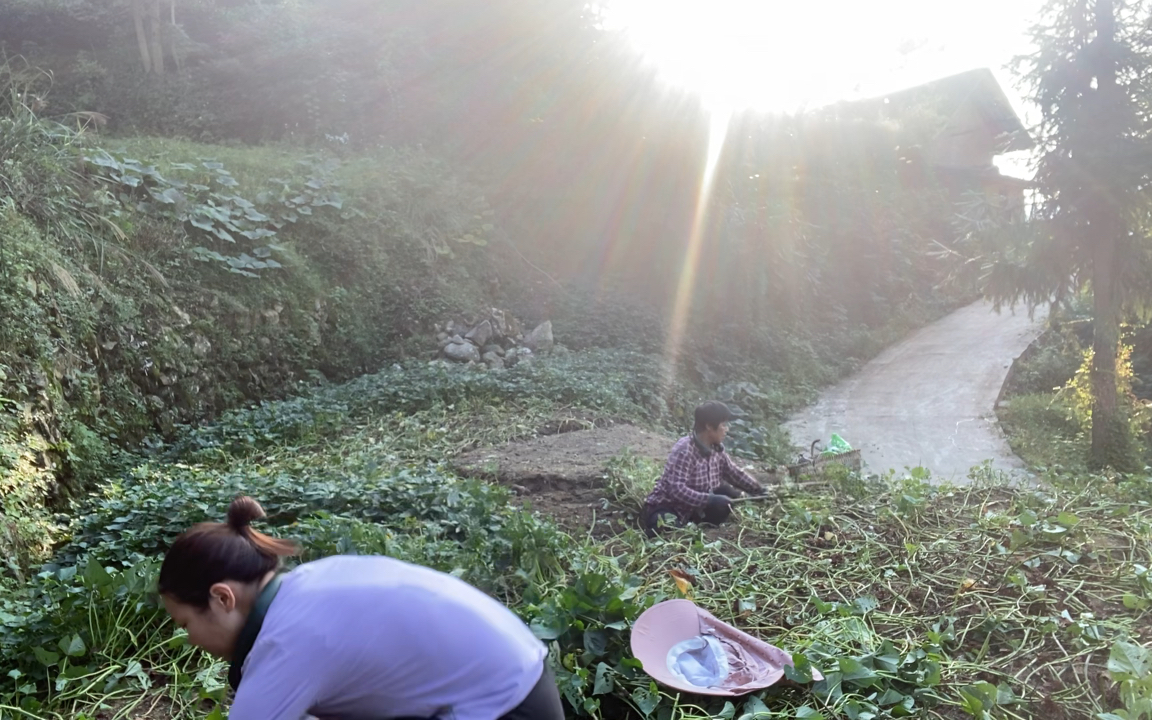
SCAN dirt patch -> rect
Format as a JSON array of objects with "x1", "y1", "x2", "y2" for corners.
[
  {"x1": 90, "y1": 691, "x2": 193, "y2": 720},
  {"x1": 456, "y1": 424, "x2": 674, "y2": 484},
  {"x1": 454, "y1": 424, "x2": 675, "y2": 534}
]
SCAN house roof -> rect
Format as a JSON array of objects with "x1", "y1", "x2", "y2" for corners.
[{"x1": 855, "y1": 68, "x2": 1034, "y2": 154}]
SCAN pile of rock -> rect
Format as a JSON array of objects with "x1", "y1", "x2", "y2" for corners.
[{"x1": 435, "y1": 309, "x2": 554, "y2": 370}]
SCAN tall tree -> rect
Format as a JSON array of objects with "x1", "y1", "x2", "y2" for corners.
[
  {"x1": 147, "y1": 0, "x2": 164, "y2": 74},
  {"x1": 959, "y1": 0, "x2": 1152, "y2": 468},
  {"x1": 130, "y1": 0, "x2": 169, "y2": 74},
  {"x1": 132, "y1": 0, "x2": 152, "y2": 71}
]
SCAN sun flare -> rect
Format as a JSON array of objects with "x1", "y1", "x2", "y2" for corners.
[
  {"x1": 662, "y1": 107, "x2": 731, "y2": 378},
  {"x1": 611, "y1": 0, "x2": 1045, "y2": 378},
  {"x1": 605, "y1": 0, "x2": 1042, "y2": 114}
]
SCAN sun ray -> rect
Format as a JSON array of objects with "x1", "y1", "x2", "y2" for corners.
[{"x1": 663, "y1": 106, "x2": 731, "y2": 381}]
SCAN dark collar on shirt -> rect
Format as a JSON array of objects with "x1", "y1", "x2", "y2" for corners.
[
  {"x1": 692, "y1": 432, "x2": 724, "y2": 457},
  {"x1": 228, "y1": 572, "x2": 284, "y2": 692}
]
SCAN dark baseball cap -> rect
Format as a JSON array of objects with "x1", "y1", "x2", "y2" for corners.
[{"x1": 694, "y1": 401, "x2": 738, "y2": 429}]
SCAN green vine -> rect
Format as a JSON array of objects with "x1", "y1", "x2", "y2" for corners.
[{"x1": 84, "y1": 152, "x2": 350, "y2": 277}]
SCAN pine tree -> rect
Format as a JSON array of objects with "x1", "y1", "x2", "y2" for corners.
[{"x1": 963, "y1": 0, "x2": 1152, "y2": 469}]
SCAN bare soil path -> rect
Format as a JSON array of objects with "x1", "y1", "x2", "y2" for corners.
[{"x1": 784, "y1": 300, "x2": 1047, "y2": 483}]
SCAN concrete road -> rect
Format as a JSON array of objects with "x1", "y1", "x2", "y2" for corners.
[{"x1": 784, "y1": 300, "x2": 1048, "y2": 483}]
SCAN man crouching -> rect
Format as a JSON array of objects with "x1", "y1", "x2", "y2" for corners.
[{"x1": 641, "y1": 401, "x2": 765, "y2": 536}]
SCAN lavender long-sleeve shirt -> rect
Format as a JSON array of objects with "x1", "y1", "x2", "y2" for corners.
[{"x1": 229, "y1": 555, "x2": 547, "y2": 720}]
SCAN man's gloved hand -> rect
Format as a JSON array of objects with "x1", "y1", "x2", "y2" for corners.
[
  {"x1": 705, "y1": 493, "x2": 732, "y2": 513},
  {"x1": 703, "y1": 493, "x2": 736, "y2": 524}
]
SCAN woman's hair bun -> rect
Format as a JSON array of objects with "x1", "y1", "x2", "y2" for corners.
[{"x1": 226, "y1": 496, "x2": 266, "y2": 532}]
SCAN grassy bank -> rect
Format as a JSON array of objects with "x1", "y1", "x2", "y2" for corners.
[
  {"x1": 0, "y1": 108, "x2": 501, "y2": 572},
  {"x1": 997, "y1": 319, "x2": 1152, "y2": 475}
]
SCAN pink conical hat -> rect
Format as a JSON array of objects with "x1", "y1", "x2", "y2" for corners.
[{"x1": 630, "y1": 599, "x2": 821, "y2": 696}]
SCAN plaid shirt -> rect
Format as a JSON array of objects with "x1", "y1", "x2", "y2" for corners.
[{"x1": 643, "y1": 434, "x2": 762, "y2": 519}]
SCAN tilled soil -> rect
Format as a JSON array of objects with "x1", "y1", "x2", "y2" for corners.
[{"x1": 453, "y1": 424, "x2": 676, "y2": 534}]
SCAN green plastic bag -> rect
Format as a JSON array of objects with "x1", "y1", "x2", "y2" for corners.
[{"x1": 822, "y1": 433, "x2": 852, "y2": 456}]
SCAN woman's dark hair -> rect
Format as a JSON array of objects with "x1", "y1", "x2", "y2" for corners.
[{"x1": 158, "y1": 496, "x2": 300, "y2": 608}]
